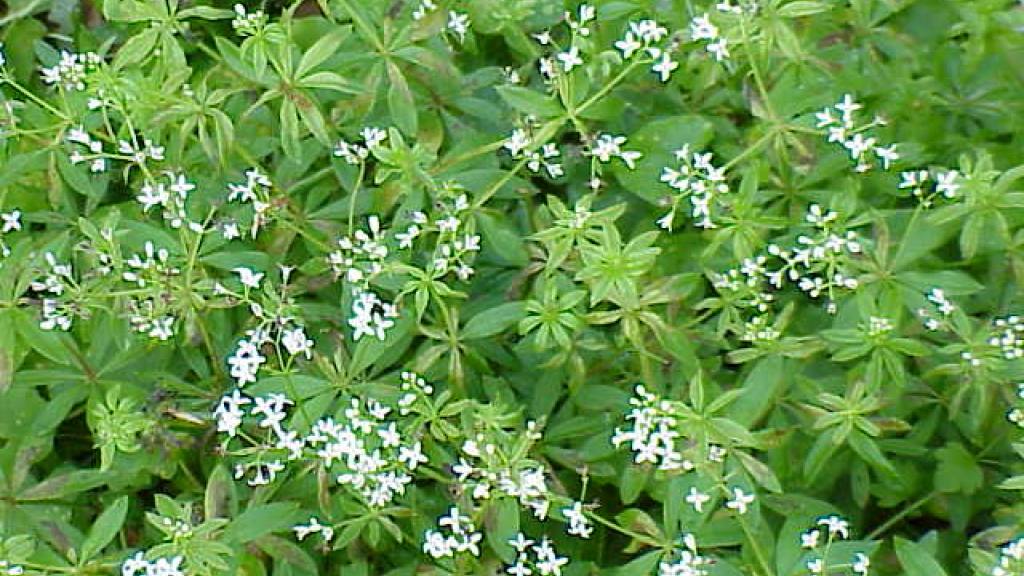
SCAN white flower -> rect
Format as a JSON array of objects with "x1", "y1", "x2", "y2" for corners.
[
  {"x1": 707, "y1": 38, "x2": 730, "y2": 61},
  {"x1": 557, "y1": 47, "x2": 583, "y2": 72},
  {"x1": 801, "y1": 528, "x2": 820, "y2": 549},
  {"x1": 852, "y1": 552, "x2": 870, "y2": 575},
  {"x1": 504, "y1": 129, "x2": 530, "y2": 157},
  {"x1": 935, "y1": 170, "x2": 960, "y2": 198},
  {"x1": 562, "y1": 501, "x2": 593, "y2": 538},
  {"x1": 817, "y1": 515, "x2": 849, "y2": 539},
  {"x1": 1, "y1": 210, "x2": 21, "y2": 233},
  {"x1": 652, "y1": 51, "x2": 678, "y2": 82},
  {"x1": 685, "y1": 487, "x2": 710, "y2": 513},
  {"x1": 615, "y1": 31, "x2": 642, "y2": 59},
  {"x1": 725, "y1": 487, "x2": 754, "y2": 515},
  {"x1": 233, "y1": 267, "x2": 264, "y2": 289},
  {"x1": 835, "y1": 93, "x2": 863, "y2": 124},
  {"x1": 873, "y1": 145, "x2": 899, "y2": 170},
  {"x1": 691, "y1": 14, "x2": 718, "y2": 41},
  {"x1": 447, "y1": 11, "x2": 470, "y2": 42},
  {"x1": 294, "y1": 517, "x2": 334, "y2": 543},
  {"x1": 214, "y1": 389, "x2": 251, "y2": 437},
  {"x1": 282, "y1": 326, "x2": 314, "y2": 359}
]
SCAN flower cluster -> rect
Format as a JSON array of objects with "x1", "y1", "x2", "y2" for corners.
[
  {"x1": 395, "y1": 187, "x2": 482, "y2": 280},
  {"x1": 917, "y1": 288, "x2": 955, "y2": 331},
  {"x1": 689, "y1": 13, "x2": 730, "y2": 62},
  {"x1": 66, "y1": 126, "x2": 112, "y2": 173},
  {"x1": 121, "y1": 552, "x2": 186, "y2": 576},
  {"x1": 218, "y1": 373, "x2": 431, "y2": 506},
  {"x1": 504, "y1": 127, "x2": 564, "y2": 179},
  {"x1": 611, "y1": 385, "x2": 735, "y2": 474},
  {"x1": 505, "y1": 533, "x2": 569, "y2": 576},
  {"x1": 611, "y1": 385, "x2": 686, "y2": 470},
  {"x1": 1008, "y1": 384, "x2": 1024, "y2": 428},
  {"x1": 658, "y1": 534, "x2": 711, "y2": 576},
  {"x1": 0, "y1": 209, "x2": 20, "y2": 259},
  {"x1": 658, "y1": 145, "x2": 730, "y2": 230},
  {"x1": 764, "y1": 204, "x2": 863, "y2": 302},
  {"x1": 800, "y1": 516, "x2": 870, "y2": 575},
  {"x1": 712, "y1": 204, "x2": 864, "y2": 328},
  {"x1": 816, "y1": 94, "x2": 898, "y2": 173},
  {"x1": 30, "y1": 252, "x2": 77, "y2": 331},
  {"x1": 293, "y1": 517, "x2": 334, "y2": 544},
  {"x1": 899, "y1": 169, "x2": 961, "y2": 207},
  {"x1": 137, "y1": 171, "x2": 201, "y2": 232},
  {"x1": 40, "y1": 50, "x2": 101, "y2": 91},
  {"x1": 328, "y1": 215, "x2": 402, "y2": 341},
  {"x1": 231, "y1": 3, "x2": 266, "y2": 36},
  {"x1": 989, "y1": 316, "x2": 1023, "y2": 360},
  {"x1": 333, "y1": 126, "x2": 387, "y2": 164},
  {"x1": 613, "y1": 19, "x2": 679, "y2": 82},
  {"x1": 589, "y1": 133, "x2": 642, "y2": 171},
  {"x1": 561, "y1": 501, "x2": 593, "y2": 538},
  {"x1": 453, "y1": 431, "x2": 553, "y2": 521},
  {"x1": 422, "y1": 506, "x2": 483, "y2": 559},
  {"x1": 993, "y1": 537, "x2": 1024, "y2": 576},
  {"x1": 225, "y1": 167, "x2": 274, "y2": 239},
  {"x1": 219, "y1": 268, "x2": 314, "y2": 385},
  {"x1": 447, "y1": 12, "x2": 471, "y2": 43},
  {"x1": 864, "y1": 316, "x2": 894, "y2": 337},
  {"x1": 306, "y1": 396, "x2": 428, "y2": 506}
]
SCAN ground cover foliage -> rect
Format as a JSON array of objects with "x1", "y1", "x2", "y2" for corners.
[{"x1": 0, "y1": 0, "x2": 1023, "y2": 574}]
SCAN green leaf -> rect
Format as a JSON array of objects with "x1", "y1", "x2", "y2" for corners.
[
  {"x1": 613, "y1": 115, "x2": 714, "y2": 204},
  {"x1": 387, "y1": 62, "x2": 417, "y2": 136},
  {"x1": 0, "y1": 311, "x2": 15, "y2": 392},
  {"x1": 18, "y1": 469, "x2": 107, "y2": 501},
  {"x1": 848, "y1": 430, "x2": 897, "y2": 477},
  {"x1": 476, "y1": 212, "x2": 529, "y2": 265},
  {"x1": 178, "y1": 6, "x2": 234, "y2": 19},
  {"x1": 462, "y1": 302, "x2": 527, "y2": 340},
  {"x1": 998, "y1": 475, "x2": 1024, "y2": 490},
  {"x1": 113, "y1": 29, "x2": 159, "y2": 69},
  {"x1": 777, "y1": 1, "x2": 831, "y2": 17},
  {"x1": 300, "y1": 71, "x2": 362, "y2": 94},
  {"x1": 619, "y1": 465, "x2": 649, "y2": 505},
  {"x1": 204, "y1": 465, "x2": 236, "y2": 520},
  {"x1": 80, "y1": 496, "x2": 129, "y2": 562},
  {"x1": 254, "y1": 535, "x2": 318, "y2": 572},
  {"x1": 895, "y1": 537, "x2": 949, "y2": 576},
  {"x1": 614, "y1": 550, "x2": 662, "y2": 576},
  {"x1": 102, "y1": 0, "x2": 159, "y2": 22},
  {"x1": 223, "y1": 503, "x2": 302, "y2": 544},
  {"x1": 280, "y1": 99, "x2": 302, "y2": 158},
  {"x1": 934, "y1": 442, "x2": 983, "y2": 494},
  {"x1": 728, "y1": 355, "x2": 786, "y2": 426},
  {"x1": 484, "y1": 497, "x2": 520, "y2": 562},
  {"x1": 297, "y1": 28, "x2": 349, "y2": 78},
  {"x1": 734, "y1": 451, "x2": 783, "y2": 493},
  {"x1": 495, "y1": 85, "x2": 563, "y2": 118},
  {"x1": 14, "y1": 308, "x2": 73, "y2": 366}
]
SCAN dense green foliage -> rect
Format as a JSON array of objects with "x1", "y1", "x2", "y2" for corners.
[{"x1": 0, "y1": 0, "x2": 1023, "y2": 575}]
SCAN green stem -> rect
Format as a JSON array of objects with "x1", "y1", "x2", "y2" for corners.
[
  {"x1": 2, "y1": 77, "x2": 70, "y2": 121},
  {"x1": 738, "y1": 515, "x2": 775, "y2": 576},
  {"x1": 739, "y1": 16, "x2": 777, "y2": 122},
  {"x1": 576, "y1": 59, "x2": 645, "y2": 116},
  {"x1": 864, "y1": 490, "x2": 937, "y2": 541}
]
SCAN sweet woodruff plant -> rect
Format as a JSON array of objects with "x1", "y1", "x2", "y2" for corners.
[{"x1": 0, "y1": 0, "x2": 1022, "y2": 575}]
